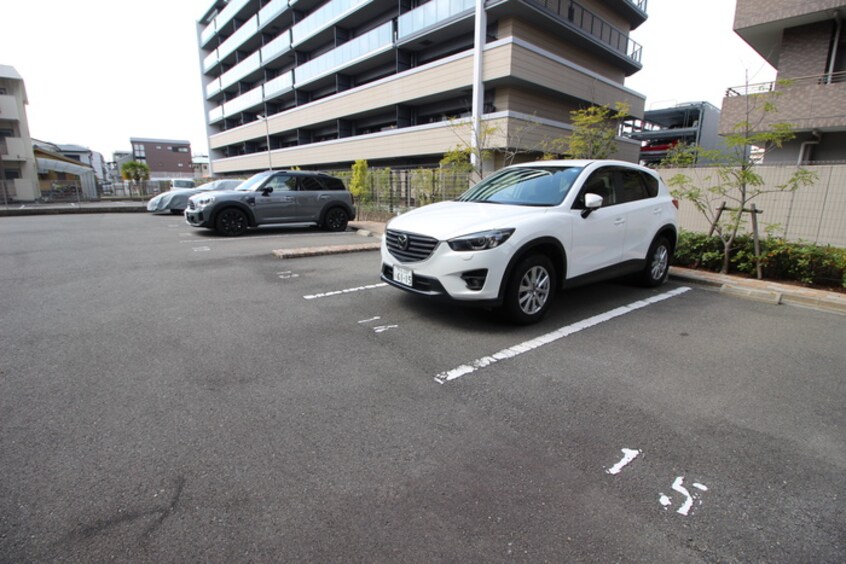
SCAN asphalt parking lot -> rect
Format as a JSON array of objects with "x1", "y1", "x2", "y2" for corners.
[{"x1": 1, "y1": 213, "x2": 844, "y2": 562}]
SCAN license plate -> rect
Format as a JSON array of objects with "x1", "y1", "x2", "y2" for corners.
[{"x1": 393, "y1": 265, "x2": 413, "y2": 287}]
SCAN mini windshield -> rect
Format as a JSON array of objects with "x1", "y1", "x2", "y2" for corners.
[
  {"x1": 456, "y1": 166, "x2": 583, "y2": 206},
  {"x1": 235, "y1": 171, "x2": 274, "y2": 191}
]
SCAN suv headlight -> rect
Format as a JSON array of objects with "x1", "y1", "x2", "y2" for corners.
[
  {"x1": 448, "y1": 229, "x2": 515, "y2": 252},
  {"x1": 194, "y1": 195, "x2": 215, "y2": 209}
]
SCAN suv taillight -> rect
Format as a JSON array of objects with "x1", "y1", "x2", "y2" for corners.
[{"x1": 672, "y1": 198, "x2": 679, "y2": 209}]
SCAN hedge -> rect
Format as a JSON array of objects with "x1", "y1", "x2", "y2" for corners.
[{"x1": 673, "y1": 231, "x2": 846, "y2": 289}]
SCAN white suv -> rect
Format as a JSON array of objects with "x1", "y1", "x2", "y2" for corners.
[{"x1": 380, "y1": 160, "x2": 678, "y2": 324}]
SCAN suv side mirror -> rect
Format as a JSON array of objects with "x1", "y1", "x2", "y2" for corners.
[
  {"x1": 581, "y1": 193, "x2": 603, "y2": 218},
  {"x1": 261, "y1": 186, "x2": 274, "y2": 196}
]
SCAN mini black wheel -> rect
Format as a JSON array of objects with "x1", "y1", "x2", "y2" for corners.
[
  {"x1": 640, "y1": 236, "x2": 671, "y2": 287},
  {"x1": 323, "y1": 207, "x2": 349, "y2": 232},
  {"x1": 215, "y1": 208, "x2": 248, "y2": 236},
  {"x1": 503, "y1": 254, "x2": 555, "y2": 324}
]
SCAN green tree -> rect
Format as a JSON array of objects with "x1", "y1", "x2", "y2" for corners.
[
  {"x1": 350, "y1": 159, "x2": 370, "y2": 201},
  {"x1": 120, "y1": 161, "x2": 151, "y2": 197},
  {"x1": 662, "y1": 81, "x2": 816, "y2": 274},
  {"x1": 564, "y1": 102, "x2": 630, "y2": 159}
]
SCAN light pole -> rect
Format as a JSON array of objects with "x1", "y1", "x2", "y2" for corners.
[{"x1": 257, "y1": 114, "x2": 273, "y2": 171}]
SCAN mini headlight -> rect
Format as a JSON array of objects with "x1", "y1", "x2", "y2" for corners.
[
  {"x1": 195, "y1": 195, "x2": 215, "y2": 209},
  {"x1": 448, "y1": 229, "x2": 515, "y2": 251}
]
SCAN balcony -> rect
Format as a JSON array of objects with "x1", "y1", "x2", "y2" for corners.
[
  {"x1": 525, "y1": 0, "x2": 642, "y2": 64},
  {"x1": 721, "y1": 71, "x2": 846, "y2": 134},
  {"x1": 217, "y1": 14, "x2": 260, "y2": 63},
  {"x1": 0, "y1": 137, "x2": 29, "y2": 161},
  {"x1": 294, "y1": 21, "x2": 393, "y2": 87},
  {"x1": 219, "y1": 51, "x2": 263, "y2": 91},
  {"x1": 291, "y1": 0, "x2": 372, "y2": 47},
  {"x1": 397, "y1": 0, "x2": 475, "y2": 40}
]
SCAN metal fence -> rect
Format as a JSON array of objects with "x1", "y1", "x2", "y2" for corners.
[
  {"x1": 323, "y1": 167, "x2": 473, "y2": 219},
  {"x1": 658, "y1": 164, "x2": 846, "y2": 248}
]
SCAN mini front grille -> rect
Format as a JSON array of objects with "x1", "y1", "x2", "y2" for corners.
[{"x1": 385, "y1": 229, "x2": 439, "y2": 263}]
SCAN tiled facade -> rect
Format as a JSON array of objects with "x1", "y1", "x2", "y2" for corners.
[
  {"x1": 721, "y1": 1, "x2": 846, "y2": 163},
  {"x1": 196, "y1": 0, "x2": 649, "y2": 175}
]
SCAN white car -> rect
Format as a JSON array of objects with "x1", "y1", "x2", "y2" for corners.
[{"x1": 380, "y1": 160, "x2": 679, "y2": 324}]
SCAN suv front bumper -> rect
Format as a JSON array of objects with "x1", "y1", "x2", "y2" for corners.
[{"x1": 380, "y1": 241, "x2": 510, "y2": 303}]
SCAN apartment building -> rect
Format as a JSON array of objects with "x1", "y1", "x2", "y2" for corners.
[
  {"x1": 197, "y1": 0, "x2": 649, "y2": 175},
  {"x1": 129, "y1": 137, "x2": 194, "y2": 179},
  {"x1": 721, "y1": 0, "x2": 846, "y2": 163},
  {"x1": 0, "y1": 65, "x2": 39, "y2": 201}
]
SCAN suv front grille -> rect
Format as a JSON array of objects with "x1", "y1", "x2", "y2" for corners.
[{"x1": 386, "y1": 229, "x2": 439, "y2": 263}]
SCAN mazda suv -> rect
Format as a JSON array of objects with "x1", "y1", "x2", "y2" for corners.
[{"x1": 380, "y1": 160, "x2": 678, "y2": 324}]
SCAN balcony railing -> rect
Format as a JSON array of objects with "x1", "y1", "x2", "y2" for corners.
[
  {"x1": 527, "y1": 0, "x2": 642, "y2": 63},
  {"x1": 398, "y1": 0, "x2": 475, "y2": 40},
  {"x1": 625, "y1": 0, "x2": 647, "y2": 13},
  {"x1": 726, "y1": 71, "x2": 846, "y2": 97},
  {"x1": 291, "y1": 0, "x2": 372, "y2": 46},
  {"x1": 294, "y1": 21, "x2": 393, "y2": 86}
]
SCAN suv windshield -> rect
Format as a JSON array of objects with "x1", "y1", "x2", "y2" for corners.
[
  {"x1": 235, "y1": 171, "x2": 275, "y2": 191},
  {"x1": 457, "y1": 167, "x2": 583, "y2": 206}
]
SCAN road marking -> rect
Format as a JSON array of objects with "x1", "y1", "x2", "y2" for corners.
[
  {"x1": 304, "y1": 283, "x2": 387, "y2": 300},
  {"x1": 358, "y1": 316, "x2": 381, "y2": 324},
  {"x1": 607, "y1": 448, "x2": 642, "y2": 475},
  {"x1": 277, "y1": 271, "x2": 300, "y2": 279},
  {"x1": 660, "y1": 476, "x2": 709, "y2": 516},
  {"x1": 192, "y1": 246, "x2": 211, "y2": 252},
  {"x1": 373, "y1": 325, "x2": 398, "y2": 333},
  {"x1": 434, "y1": 286, "x2": 692, "y2": 384}
]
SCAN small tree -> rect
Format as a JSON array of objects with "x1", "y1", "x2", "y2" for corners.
[
  {"x1": 350, "y1": 159, "x2": 370, "y2": 202},
  {"x1": 662, "y1": 81, "x2": 816, "y2": 274},
  {"x1": 120, "y1": 161, "x2": 151, "y2": 197},
  {"x1": 565, "y1": 102, "x2": 630, "y2": 159}
]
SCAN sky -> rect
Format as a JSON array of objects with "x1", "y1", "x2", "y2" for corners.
[{"x1": 0, "y1": 0, "x2": 776, "y2": 160}]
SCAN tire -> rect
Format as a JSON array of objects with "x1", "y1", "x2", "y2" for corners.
[
  {"x1": 640, "y1": 236, "x2": 671, "y2": 287},
  {"x1": 323, "y1": 207, "x2": 349, "y2": 232},
  {"x1": 215, "y1": 207, "x2": 248, "y2": 237},
  {"x1": 503, "y1": 254, "x2": 556, "y2": 325}
]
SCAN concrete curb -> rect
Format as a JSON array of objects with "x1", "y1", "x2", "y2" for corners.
[
  {"x1": 273, "y1": 241, "x2": 381, "y2": 259},
  {"x1": 0, "y1": 205, "x2": 148, "y2": 216}
]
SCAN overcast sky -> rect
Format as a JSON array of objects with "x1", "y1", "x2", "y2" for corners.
[{"x1": 1, "y1": 0, "x2": 775, "y2": 160}]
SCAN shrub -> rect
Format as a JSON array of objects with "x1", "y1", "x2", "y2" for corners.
[{"x1": 674, "y1": 230, "x2": 846, "y2": 288}]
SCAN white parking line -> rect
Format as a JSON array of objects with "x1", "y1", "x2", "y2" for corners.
[
  {"x1": 304, "y1": 283, "x2": 387, "y2": 300},
  {"x1": 434, "y1": 286, "x2": 692, "y2": 384}
]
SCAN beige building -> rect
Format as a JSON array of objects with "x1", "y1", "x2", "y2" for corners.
[
  {"x1": 197, "y1": 0, "x2": 649, "y2": 175},
  {"x1": 0, "y1": 65, "x2": 39, "y2": 201},
  {"x1": 721, "y1": 0, "x2": 846, "y2": 163}
]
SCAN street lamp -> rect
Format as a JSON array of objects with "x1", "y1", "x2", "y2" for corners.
[{"x1": 257, "y1": 114, "x2": 273, "y2": 171}]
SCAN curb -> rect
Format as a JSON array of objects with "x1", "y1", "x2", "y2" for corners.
[
  {"x1": 0, "y1": 205, "x2": 148, "y2": 216},
  {"x1": 273, "y1": 241, "x2": 381, "y2": 259}
]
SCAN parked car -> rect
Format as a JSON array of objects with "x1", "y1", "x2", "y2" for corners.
[
  {"x1": 147, "y1": 179, "x2": 243, "y2": 214},
  {"x1": 380, "y1": 160, "x2": 679, "y2": 324},
  {"x1": 185, "y1": 170, "x2": 355, "y2": 236}
]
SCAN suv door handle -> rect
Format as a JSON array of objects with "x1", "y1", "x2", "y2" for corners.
[
  {"x1": 318, "y1": 194, "x2": 332, "y2": 200},
  {"x1": 614, "y1": 218, "x2": 626, "y2": 226},
  {"x1": 281, "y1": 196, "x2": 295, "y2": 202}
]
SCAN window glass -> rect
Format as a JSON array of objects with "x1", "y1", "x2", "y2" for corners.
[
  {"x1": 616, "y1": 170, "x2": 649, "y2": 204},
  {"x1": 641, "y1": 172, "x2": 659, "y2": 197},
  {"x1": 299, "y1": 176, "x2": 324, "y2": 191},
  {"x1": 319, "y1": 177, "x2": 345, "y2": 191},
  {"x1": 264, "y1": 174, "x2": 296, "y2": 192},
  {"x1": 574, "y1": 168, "x2": 615, "y2": 208},
  {"x1": 457, "y1": 167, "x2": 583, "y2": 206}
]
